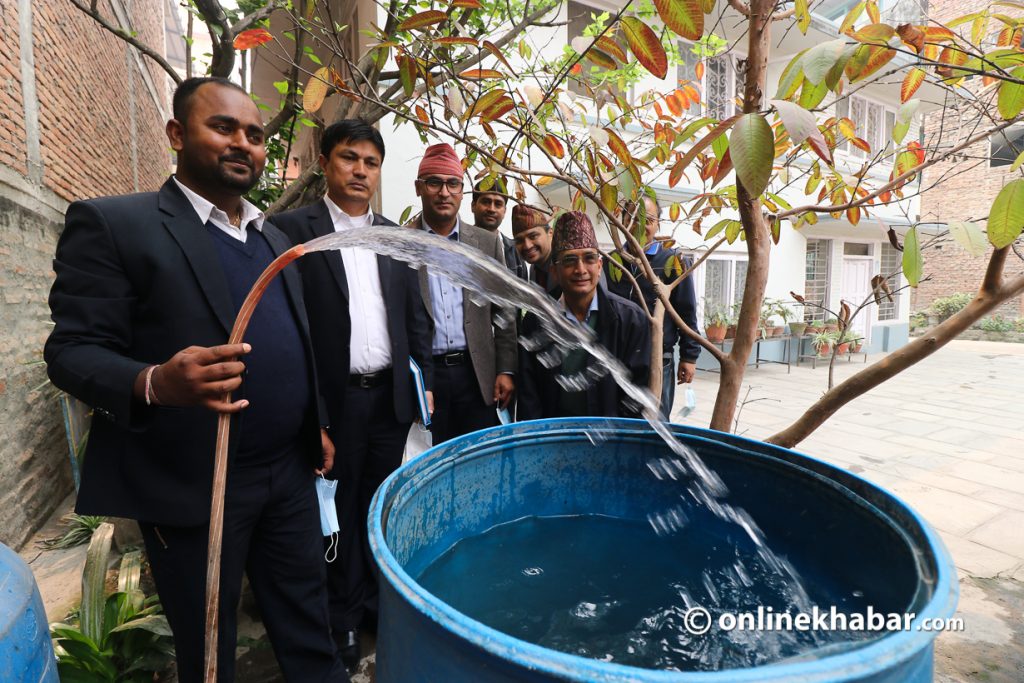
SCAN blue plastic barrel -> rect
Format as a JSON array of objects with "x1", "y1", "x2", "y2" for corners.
[
  {"x1": 369, "y1": 418, "x2": 958, "y2": 682},
  {"x1": 0, "y1": 542, "x2": 57, "y2": 682}
]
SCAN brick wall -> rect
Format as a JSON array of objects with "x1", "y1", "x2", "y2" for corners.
[
  {"x1": 0, "y1": 195, "x2": 71, "y2": 547},
  {"x1": 0, "y1": 0, "x2": 173, "y2": 548},
  {"x1": 0, "y1": 2, "x2": 27, "y2": 176},
  {"x1": 917, "y1": 0, "x2": 1024, "y2": 318}
]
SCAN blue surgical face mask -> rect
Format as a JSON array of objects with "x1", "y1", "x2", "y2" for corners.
[{"x1": 315, "y1": 475, "x2": 340, "y2": 562}]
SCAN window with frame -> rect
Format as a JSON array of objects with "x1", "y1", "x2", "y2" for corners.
[
  {"x1": 835, "y1": 96, "x2": 896, "y2": 158},
  {"x1": 991, "y1": 123, "x2": 1024, "y2": 167},
  {"x1": 804, "y1": 239, "x2": 831, "y2": 322},
  {"x1": 878, "y1": 243, "x2": 903, "y2": 321},
  {"x1": 677, "y1": 42, "x2": 742, "y2": 119},
  {"x1": 702, "y1": 256, "x2": 749, "y2": 320}
]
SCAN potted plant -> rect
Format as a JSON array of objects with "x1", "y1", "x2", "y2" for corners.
[
  {"x1": 704, "y1": 303, "x2": 729, "y2": 343},
  {"x1": 823, "y1": 317, "x2": 839, "y2": 333},
  {"x1": 726, "y1": 303, "x2": 740, "y2": 339},
  {"x1": 849, "y1": 336, "x2": 864, "y2": 353},
  {"x1": 788, "y1": 319, "x2": 808, "y2": 337},
  {"x1": 812, "y1": 330, "x2": 834, "y2": 357}
]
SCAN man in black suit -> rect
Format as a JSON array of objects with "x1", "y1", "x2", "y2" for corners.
[
  {"x1": 469, "y1": 178, "x2": 527, "y2": 281},
  {"x1": 273, "y1": 120, "x2": 434, "y2": 671},
  {"x1": 44, "y1": 78, "x2": 346, "y2": 682}
]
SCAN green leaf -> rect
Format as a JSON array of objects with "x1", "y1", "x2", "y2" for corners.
[
  {"x1": 902, "y1": 226, "x2": 923, "y2": 287},
  {"x1": 776, "y1": 49, "x2": 807, "y2": 100},
  {"x1": 704, "y1": 218, "x2": 731, "y2": 240},
  {"x1": 795, "y1": 0, "x2": 810, "y2": 33},
  {"x1": 653, "y1": 0, "x2": 703, "y2": 40},
  {"x1": 997, "y1": 66, "x2": 1024, "y2": 119},
  {"x1": 947, "y1": 220, "x2": 988, "y2": 257},
  {"x1": 1011, "y1": 149, "x2": 1024, "y2": 172},
  {"x1": 82, "y1": 523, "x2": 114, "y2": 644},
  {"x1": 798, "y1": 78, "x2": 829, "y2": 109},
  {"x1": 802, "y1": 39, "x2": 847, "y2": 84},
  {"x1": 109, "y1": 615, "x2": 174, "y2": 638},
  {"x1": 711, "y1": 129, "x2": 729, "y2": 160},
  {"x1": 399, "y1": 205, "x2": 413, "y2": 224},
  {"x1": 892, "y1": 98, "x2": 919, "y2": 144},
  {"x1": 730, "y1": 114, "x2": 774, "y2": 197},
  {"x1": 620, "y1": 17, "x2": 668, "y2": 79},
  {"x1": 608, "y1": 251, "x2": 624, "y2": 283},
  {"x1": 725, "y1": 219, "x2": 743, "y2": 243},
  {"x1": 987, "y1": 178, "x2": 1024, "y2": 248}
]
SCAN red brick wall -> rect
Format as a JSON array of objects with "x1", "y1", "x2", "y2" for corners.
[
  {"x1": 0, "y1": 1, "x2": 174, "y2": 548},
  {"x1": 0, "y1": 2, "x2": 28, "y2": 176},
  {"x1": 31, "y1": 1, "x2": 170, "y2": 199},
  {"x1": 917, "y1": 0, "x2": 1024, "y2": 318}
]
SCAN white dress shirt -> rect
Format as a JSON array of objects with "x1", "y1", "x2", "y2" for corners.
[
  {"x1": 173, "y1": 176, "x2": 265, "y2": 241},
  {"x1": 324, "y1": 197, "x2": 393, "y2": 374}
]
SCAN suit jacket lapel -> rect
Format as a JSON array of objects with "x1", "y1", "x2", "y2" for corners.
[
  {"x1": 261, "y1": 224, "x2": 310, "y2": 337},
  {"x1": 412, "y1": 219, "x2": 435, "y2": 319},
  {"x1": 311, "y1": 201, "x2": 349, "y2": 302},
  {"x1": 159, "y1": 181, "x2": 235, "y2": 335},
  {"x1": 459, "y1": 224, "x2": 478, "y2": 319},
  {"x1": 370, "y1": 214, "x2": 393, "y2": 306}
]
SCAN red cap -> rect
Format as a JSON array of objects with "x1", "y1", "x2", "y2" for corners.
[{"x1": 418, "y1": 143, "x2": 464, "y2": 178}]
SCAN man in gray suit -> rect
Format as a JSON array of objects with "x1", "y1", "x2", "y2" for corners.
[{"x1": 412, "y1": 143, "x2": 517, "y2": 444}]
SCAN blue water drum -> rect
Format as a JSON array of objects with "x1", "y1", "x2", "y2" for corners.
[
  {"x1": 0, "y1": 542, "x2": 57, "y2": 682},
  {"x1": 369, "y1": 418, "x2": 958, "y2": 682}
]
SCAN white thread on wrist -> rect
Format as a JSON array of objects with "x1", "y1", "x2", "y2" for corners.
[{"x1": 144, "y1": 365, "x2": 161, "y2": 406}]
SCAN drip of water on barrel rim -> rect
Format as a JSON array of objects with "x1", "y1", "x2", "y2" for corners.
[{"x1": 302, "y1": 227, "x2": 813, "y2": 610}]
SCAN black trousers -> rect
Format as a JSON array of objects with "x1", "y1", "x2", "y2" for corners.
[
  {"x1": 139, "y1": 448, "x2": 347, "y2": 683},
  {"x1": 429, "y1": 356, "x2": 499, "y2": 445},
  {"x1": 329, "y1": 382, "x2": 409, "y2": 631}
]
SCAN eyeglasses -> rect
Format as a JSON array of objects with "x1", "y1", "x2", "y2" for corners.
[
  {"x1": 418, "y1": 177, "x2": 464, "y2": 193},
  {"x1": 556, "y1": 252, "x2": 601, "y2": 267}
]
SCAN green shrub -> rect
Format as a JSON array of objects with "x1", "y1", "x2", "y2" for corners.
[
  {"x1": 50, "y1": 523, "x2": 174, "y2": 682},
  {"x1": 978, "y1": 315, "x2": 1015, "y2": 333},
  {"x1": 930, "y1": 293, "x2": 972, "y2": 320}
]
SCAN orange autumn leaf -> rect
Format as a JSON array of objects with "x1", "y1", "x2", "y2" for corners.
[
  {"x1": 541, "y1": 134, "x2": 565, "y2": 158},
  {"x1": 233, "y1": 28, "x2": 273, "y2": 50}
]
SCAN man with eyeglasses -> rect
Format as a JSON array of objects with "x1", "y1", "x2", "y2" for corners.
[
  {"x1": 411, "y1": 143, "x2": 517, "y2": 443},
  {"x1": 518, "y1": 211, "x2": 650, "y2": 420},
  {"x1": 511, "y1": 203, "x2": 556, "y2": 293},
  {"x1": 606, "y1": 196, "x2": 701, "y2": 421}
]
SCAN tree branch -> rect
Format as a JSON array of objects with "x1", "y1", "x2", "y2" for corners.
[
  {"x1": 69, "y1": 0, "x2": 183, "y2": 85},
  {"x1": 767, "y1": 248, "x2": 1023, "y2": 447}
]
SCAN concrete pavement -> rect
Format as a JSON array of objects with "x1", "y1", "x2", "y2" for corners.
[{"x1": 681, "y1": 338, "x2": 1024, "y2": 682}]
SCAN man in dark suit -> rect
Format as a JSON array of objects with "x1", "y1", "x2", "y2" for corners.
[
  {"x1": 412, "y1": 144, "x2": 517, "y2": 444},
  {"x1": 44, "y1": 77, "x2": 346, "y2": 682},
  {"x1": 519, "y1": 211, "x2": 651, "y2": 420},
  {"x1": 606, "y1": 196, "x2": 701, "y2": 420},
  {"x1": 273, "y1": 120, "x2": 433, "y2": 671},
  {"x1": 469, "y1": 178, "x2": 527, "y2": 280}
]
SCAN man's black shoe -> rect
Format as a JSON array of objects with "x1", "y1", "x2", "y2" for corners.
[{"x1": 337, "y1": 629, "x2": 361, "y2": 674}]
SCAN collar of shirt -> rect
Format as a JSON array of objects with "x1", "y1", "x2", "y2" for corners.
[
  {"x1": 173, "y1": 176, "x2": 265, "y2": 235},
  {"x1": 423, "y1": 216, "x2": 460, "y2": 241},
  {"x1": 559, "y1": 291, "x2": 600, "y2": 325},
  {"x1": 324, "y1": 195, "x2": 374, "y2": 231},
  {"x1": 645, "y1": 241, "x2": 660, "y2": 256}
]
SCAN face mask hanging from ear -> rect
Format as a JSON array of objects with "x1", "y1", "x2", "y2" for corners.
[{"x1": 315, "y1": 474, "x2": 340, "y2": 563}]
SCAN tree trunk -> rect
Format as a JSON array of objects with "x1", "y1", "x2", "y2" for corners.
[
  {"x1": 649, "y1": 299, "x2": 665, "y2": 409},
  {"x1": 709, "y1": 0, "x2": 774, "y2": 432}
]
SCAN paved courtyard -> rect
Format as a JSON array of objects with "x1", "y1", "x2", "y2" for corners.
[{"x1": 684, "y1": 338, "x2": 1024, "y2": 682}]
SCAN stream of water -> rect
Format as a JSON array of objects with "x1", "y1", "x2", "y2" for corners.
[{"x1": 302, "y1": 227, "x2": 824, "y2": 659}]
